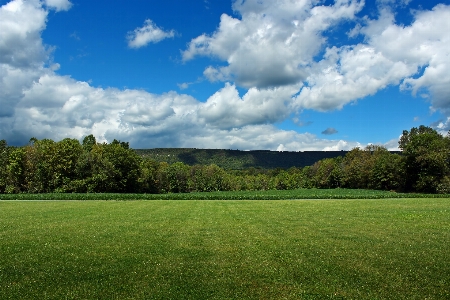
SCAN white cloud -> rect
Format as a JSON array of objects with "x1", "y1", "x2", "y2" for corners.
[
  {"x1": 182, "y1": 0, "x2": 450, "y2": 118},
  {"x1": 197, "y1": 82, "x2": 300, "y2": 130},
  {"x1": 183, "y1": 0, "x2": 364, "y2": 89},
  {"x1": 383, "y1": 138, "x2": 400, "y2": 151},
  {"x1": 2, "y1": 68, "x2": 363, "y2": 150},
  {"x1": 127, "y1": 19, "x2": 175, "y2": 48},
  {"x1": 0, "y1": 0, "x2": 48, "y2": 68},
  {"x1": 293, "y1": 3, "x2": 450, "y2": 113},
  {"x1": 2, "y1": 0, "x2": 450, "y2": 151},
  {"x1": 203, "y1": 66, "x2": 230, "y2": 82},
  {"x1": 177, "y1": 82, "x2": 189, "y2": 90},
  {"x1": 0, "y1": 0, "x2": 48, "y2": 117},
  {"x1": 293, "y1": 44, "x2": 415, "y2": 111},
  {"x1": 0, "y1": 0, "x2": 361, "y2": 150},
  {"x1": 44, "y1": 0, "x2": 72, "y2": 11}
]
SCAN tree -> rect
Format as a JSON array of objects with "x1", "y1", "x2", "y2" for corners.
[
  {"x1": 138, "y1": 158, "x2": 161, "y2": 193},
  {"x1": 399, "y1": 125, "x2": 450, "y2": 193},
  {"x1": 5, "y1": 147, "x2": 26, "y2": 193},
  {"x1": 82, "y1": 134, "x2": 96, "y2": 152},
  {"x1": 23, "y1": 138, "x2": 56, "y2": 193},
  {"x1": 51, "y1": 138, "x2": 83, "y2": 192},
  {"x1": 0, "y1": 140, "x2": 9, "y2": 193},
  {"x1": 81, "y1": 142, "x2": 141, "y2": 193},
  {"x1": 189, "y1": 164, "x2": 229, "y2": 192},
  {"x1": 369, "y1": 147, "x2": 404, "y2": 191},
  {"x1": 341, "y1": 148, "x2": 373, "y2": 189},
  {"x1": 167, "y1": 162, "x2": 190, "y2": 193},
  {"x1": 310, "y1": 157, "x2": 343, "y2": 189}
]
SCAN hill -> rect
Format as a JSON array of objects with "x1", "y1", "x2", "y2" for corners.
[{"x1": 134, "y1": 148, "x2": 350, "y2": 170}]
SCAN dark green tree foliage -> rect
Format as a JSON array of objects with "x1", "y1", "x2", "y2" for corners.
[
  {"x1": 6, "y1": 147, "x2": 26, "y2": 193},
  {"x1": 73, "y1": 142, "x2": 141, "y2": 193},
  {"x1": 1, "y1": 126, "x2": 450, "y2": 194},
  {"x1": 139, "y1": 158, "x2": 162, "y2": 194},
  {"x1": 24, "y1": 138, "x2": 56, "y2": 193},
  {"x1": 310, "y1": 157, "x2": 343, "y2": 188},
  {"x1": 189, "y1": 164, "x2": 229, "y2": 192},
  {"x1": 369, "y1": 146, "x2": 404, "y2": 191},
  {"x1": 341, "y1": 147, "x2": 373, "y2": 189},
  {"x1": 82, "y1": 134, "x2": 96, "y2": 152},
  {"x1": 0, "y1": 140, "x2": 9, "y2": 193},
  {"x1": 399, "y1": 125, "x2": 450, "y2": 193},
  {"x1": 167, "y1": 162, "x2": 190, "y2": 193}
]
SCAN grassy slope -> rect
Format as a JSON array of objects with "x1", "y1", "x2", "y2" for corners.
[{"x1": 1, "y1": 199, "x2": 449, "y2": 299}]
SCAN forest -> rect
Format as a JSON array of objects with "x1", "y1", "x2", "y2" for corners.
[{"x1": 0, "y1": 125, "x2": 449, "y2": 194}]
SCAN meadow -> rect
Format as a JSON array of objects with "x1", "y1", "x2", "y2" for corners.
[{"x1": 1, "y1": 198, "x2": 449, "y2": 299}]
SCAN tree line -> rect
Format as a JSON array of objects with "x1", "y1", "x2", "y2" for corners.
[{"x1": 1, "y1": 125, "x2": 449, "y2": 194}]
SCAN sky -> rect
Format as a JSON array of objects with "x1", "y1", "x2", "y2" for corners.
[{"x1": 1, "y1": 0, "x2": 449, "y2": 150}]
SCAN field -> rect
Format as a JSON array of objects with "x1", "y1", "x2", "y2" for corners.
[{"x1": 1, "y1": 199, "x2": 449, "y2": 299}]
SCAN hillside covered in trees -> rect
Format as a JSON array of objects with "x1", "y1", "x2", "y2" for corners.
[
  {"x1": 134, "y1": 148, "x2": 354, "y2": 170},
  {"x1": 1, "y1": 125, "x2": 449, "y2": 194}
]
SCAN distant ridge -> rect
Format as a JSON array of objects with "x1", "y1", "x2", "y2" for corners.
[{"x1": 134, "y1": 148, "x2": 352, "y2": 170}]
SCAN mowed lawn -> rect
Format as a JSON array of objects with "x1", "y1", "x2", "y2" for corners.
[{"x1": 0, "y1": 199, "x2": 449, "y2": 299}]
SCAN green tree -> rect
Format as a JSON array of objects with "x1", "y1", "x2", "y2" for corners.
[
  {"x1": 87, "y1": 142, "x2": 141, "y2": 192},
  {"x1": 369, "y1": 147, "x2": 404, "y2": 191},
  {"x1": 82, "y1": 134, "x2": 96, "y2": 152},
  {"x1": 341, "y1": 147, "x2": 374, "y2": 189},
  {"x1": 23, "y1": 138, "x2": 56, "y2": 193},
  {"x1": 52, "y1": 138, "x2": 83, "y2": 192},
  {"x1": 189, "y1": 164, "x2": 229, "y2": 192},
  {"x1": 155, "y1": 162, "x2": 170, "y2": 193},
  {"x1": 5, "y1": 147, "x2": 26, "y2": 193},
  {"x1": 399, "y1": 125, "x2": 450, "y2": 193},
  {"x1": 0, "y1": 140, "x2": 9, "y2": 193},
  {"x1": 138, "y1": 158, "x2": 161, "y2": 193},
  {"x1": 310, "y1": 157, "x2": 343, "y2": 189},
  {"x1": 167, "y1": 162, "x2": 190, "y2": 193}
]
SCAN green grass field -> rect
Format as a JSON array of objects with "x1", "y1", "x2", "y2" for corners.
[{"x1": 1, "y1": 199, "x2": 449, "y2": 299}]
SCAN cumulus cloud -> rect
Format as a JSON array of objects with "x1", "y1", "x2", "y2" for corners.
[
  {"x1": 0, "y1": 0, "x2": 355, "y2": 150},
  {"x1": 197, "y1": 83, "x2": 300, "y2": 130},
  {"x1": 127, "y1": 19, "x2": 175, "y2": 48},
  {"x1": 293, "y1": 3, "x2": 450, "y2": 113},
  {"x1": 2, "y1": 0, "x2": 450, "y2": 151},
  {"x1": 183, "y1": 0, "x2": 364, "y2": 89},
  {"x1": 182, "y1": 0, "x2": 450, "y2": 118},
  {"x1": 0, "y1": 0, "x2": 48, "y2": 117},
  {"x1": 0, "y1": 0, "x2": 360, "y2": 150},
  {"x1": 293, "y1": 44, "x2": 415, "y2": 111}
]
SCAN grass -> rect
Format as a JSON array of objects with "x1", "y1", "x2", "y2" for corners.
[
  {"x1": 1, "y1": 188, "x2": 449, "y2": 200},
  {"x1": 0, "y1": 199, "x2": 449, "y2": 299}
]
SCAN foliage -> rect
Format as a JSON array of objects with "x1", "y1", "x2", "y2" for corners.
[
  {"x1": 310, "y1": 157, "x2": 343, "y2": 188},
  {"x1": 135, "y1": 148, "x2": 349, "y2": 170},
  {"x1": 1, "y1": 189, "x2": 449, "y2": 200},
  {"x1": 5, "y1": 147, "x2": 26, "y2": 194},
  {"x1": 0, "y1": 140, "x2": 10, "y2": 193},
  {"x1": 399, "y1": 125, "x2": 450, "y2": 192},
  {"x1": 1, "y1": 125, "x2": 450, "y2": 194}
]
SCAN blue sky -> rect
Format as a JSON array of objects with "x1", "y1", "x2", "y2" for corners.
[{"x1": 1, "y1": 0, "x2": 449, "y2": 150}]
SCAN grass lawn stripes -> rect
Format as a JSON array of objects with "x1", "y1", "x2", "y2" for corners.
[{"x1": 0, "y1": 199, "x2": 449, "y2": 299}]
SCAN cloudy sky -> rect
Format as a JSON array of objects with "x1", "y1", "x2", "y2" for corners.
[{"x1": 1, "y1": 0, "x2": 449, "y2": 150}]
